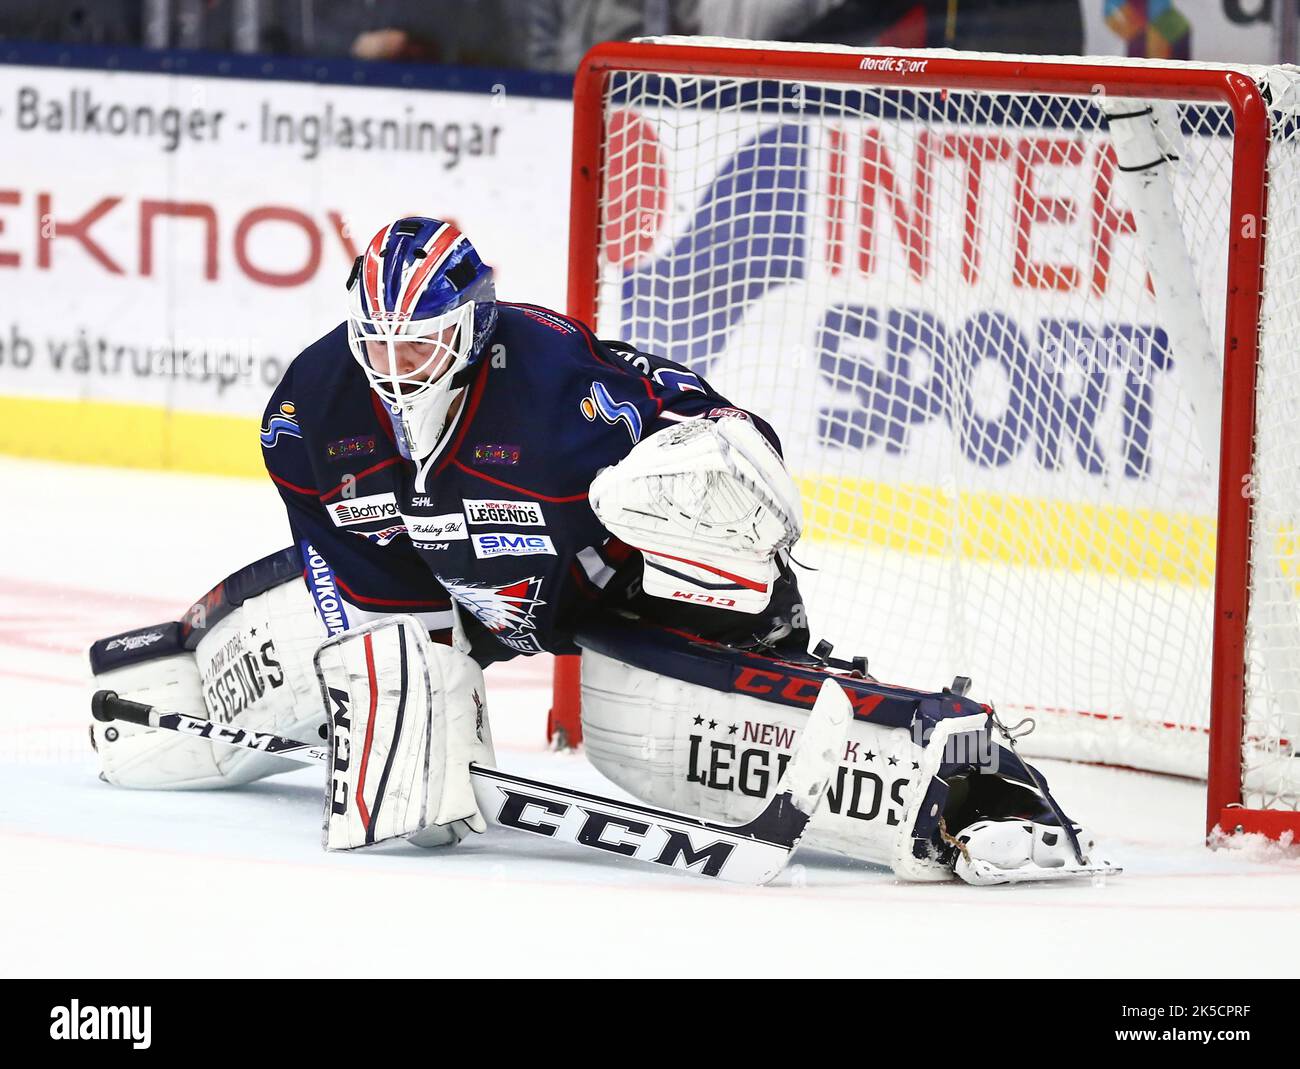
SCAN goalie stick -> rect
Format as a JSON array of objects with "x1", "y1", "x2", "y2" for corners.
[{"x1": 90, "y1": 681, "x2": 850, "y2": 885}]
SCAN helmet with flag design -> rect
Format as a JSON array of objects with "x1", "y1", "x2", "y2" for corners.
[{"x1": 345, "y1": 217, "x2": 497, "y2": 459}]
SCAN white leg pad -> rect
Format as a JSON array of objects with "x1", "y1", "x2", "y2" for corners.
[{"x1": 580, "y1": 648, "x2": 972, "y2": 880}]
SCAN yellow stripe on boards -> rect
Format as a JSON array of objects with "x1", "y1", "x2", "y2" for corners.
[
  {"x1": 0, "y1": 395, "x2": 1241, "y2": 588},
  {"x1": 797, "y1": 476, "x2": 1219, "y2": 587},
  {"x1": 0, "y1": 395, "x2": 265, "y2": 478}
]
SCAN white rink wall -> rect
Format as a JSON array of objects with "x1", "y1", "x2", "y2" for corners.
[{"x1": 0, "y1": 55, "x2": 573, "y2": 474}]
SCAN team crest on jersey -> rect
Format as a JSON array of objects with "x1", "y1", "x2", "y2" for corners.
[
  {"x1": 580, "y1": 381, "x2": 642, "y2": 442},
  {"x1": 439, "y1": 576, "x2": 546, "y2": 653},
  {"x1": 260, "y1": 401, "x2": 302, "y2": 448}
]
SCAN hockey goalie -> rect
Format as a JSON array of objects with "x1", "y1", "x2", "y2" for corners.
[{"x1": 88, "y1": 217, "x2": 1117, "y2": 885}]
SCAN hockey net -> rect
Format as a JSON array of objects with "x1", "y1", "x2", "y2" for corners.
[{"x1": 561, "y1": 37, "x2": 1300, "y2": 839}]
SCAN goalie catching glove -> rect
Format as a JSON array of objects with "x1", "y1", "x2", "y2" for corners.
[{"x1": 589, "y1": 415, "x2": 803, "y2": 614}]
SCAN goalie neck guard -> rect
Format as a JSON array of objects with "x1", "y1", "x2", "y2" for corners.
[{"x1": 345, "y1": 217, "x2": 497, "y2": 460}]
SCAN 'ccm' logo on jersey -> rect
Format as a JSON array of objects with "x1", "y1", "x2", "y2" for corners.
[
  {"x1": 463, "y1": 499, "x2": 545, "y2": 526},
  {"x1": 472, "y1": 533, "x2": 556, "y2": 559},
  {"x1": 407, "y1": 513, "x2": 468, "y2": 542},
  {"x1": 327, "y1": 492, "x2": 399, "y2": 527}
]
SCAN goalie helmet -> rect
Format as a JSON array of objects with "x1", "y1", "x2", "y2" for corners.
[{"x1": 345, "y1": 217, "x2": 497, "y2": 459}]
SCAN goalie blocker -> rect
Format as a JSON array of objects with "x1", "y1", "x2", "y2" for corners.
[{"x1": 88, "y1": 546, "x2": 326, "y2": 790}]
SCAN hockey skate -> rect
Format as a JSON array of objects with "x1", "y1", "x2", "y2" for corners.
[{"x1": 951, "y1": 819, "x2": 1122, "y2": 885}]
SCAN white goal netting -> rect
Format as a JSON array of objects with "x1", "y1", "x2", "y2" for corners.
[{"x1": 580, "y1": 41, "x2": 1300, "y2": 814}]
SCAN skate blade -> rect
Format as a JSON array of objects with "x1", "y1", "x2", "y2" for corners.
[{"x1": 958, "y1": 857, "x2": 1123, "y2": 886}]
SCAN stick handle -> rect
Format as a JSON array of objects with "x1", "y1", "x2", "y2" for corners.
[
  {"x1": 91, "y1": 689, "x2": 329, "y2": 765},
  {"x1": 92, "y1": 690, "x2": 155, "y2": 726}
]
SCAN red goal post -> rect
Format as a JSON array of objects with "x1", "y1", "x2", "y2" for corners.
[{"x1": 556, "y1": 37, "x2": 1300, "y2": 842}]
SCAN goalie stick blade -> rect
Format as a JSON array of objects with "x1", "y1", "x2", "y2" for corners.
[{"x1": 471, "y1": 679, "x2": 852, "y2": 885}]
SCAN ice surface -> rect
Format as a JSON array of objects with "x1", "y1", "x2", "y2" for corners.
[{"x1": 1, "y1": 457, "x2": 1297, "y2": 978}]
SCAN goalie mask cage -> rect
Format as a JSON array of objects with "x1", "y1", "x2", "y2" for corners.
[{"x1": 554, "y1": 36, "x2": 1300, "y2": 841}]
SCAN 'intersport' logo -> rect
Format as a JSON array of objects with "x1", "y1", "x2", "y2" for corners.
[
  {"x1": 50, "y1": 1000, "x2": 151, "y2": 1049},
  {"x1": 620, "y1": 119, "x2": 1175, "y2": 481},
  {"x1": 618, "y1": 124, "x2": 808, "y2": 372}
]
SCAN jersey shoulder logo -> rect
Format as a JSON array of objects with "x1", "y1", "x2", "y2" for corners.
[
  {"x1": 260, "y1": 401, "x2": 302, "y2": 448},
  {"x1": 580, "y1": 381, "x2": 643, "y2": 442}
]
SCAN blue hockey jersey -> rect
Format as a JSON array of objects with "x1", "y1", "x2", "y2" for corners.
[{"x1": 260, "y1": 302, "x2": 804, "y2": 666}]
